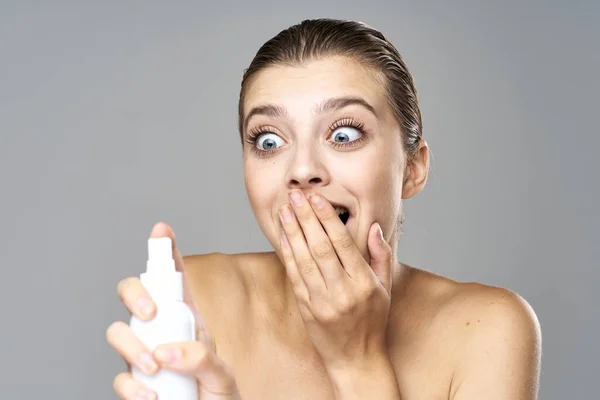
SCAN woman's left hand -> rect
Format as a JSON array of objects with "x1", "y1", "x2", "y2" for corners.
[{"x1": 278, "y1": 189, "x2": 394, "y2": 372}]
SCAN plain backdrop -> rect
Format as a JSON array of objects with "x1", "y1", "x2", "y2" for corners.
[{"x1": 1, "y1": 1, "x2": 598, "y2": 399}]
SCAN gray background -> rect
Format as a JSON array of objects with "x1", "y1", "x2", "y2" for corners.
[{"x1": 1, "y1": 1, "x2": 598, "y2": 399}]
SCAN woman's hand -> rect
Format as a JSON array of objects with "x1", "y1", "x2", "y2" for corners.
[
  {"x1": 278, "y1": 190, "x2": 395, "y2": 373},
  {"x1": 106, "y1": 222, "x2": 240, "y2": 400}
]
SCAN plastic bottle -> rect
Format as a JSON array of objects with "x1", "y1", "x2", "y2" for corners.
[{"x1": 130, "y1": 237, "x2": 198, "y2": 399}]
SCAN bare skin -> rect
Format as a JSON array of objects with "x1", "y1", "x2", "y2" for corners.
[
  {"x1": 181, "y1": 250, "x2": 540, "y2": 400},
  {"x1": 107, "y1": 56, "x2": 541, "y2": 399}
]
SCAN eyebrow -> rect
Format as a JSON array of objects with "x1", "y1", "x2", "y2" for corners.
[{"x1": 243, "y1": 96, "x2": 378, "y2": 133}]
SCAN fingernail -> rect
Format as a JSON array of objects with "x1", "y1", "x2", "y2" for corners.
[
  {"x1": 136, "y1": 388, "x2": 156, "y2": 400},
  {"x1": 289, "y1": 190, "x2": 305, "y2": 207},
  {"x1": 154, "y1": 347, "x2": 179, "y2": 364},
  {"x1": 377, "y1": 223, "x2": 385, "y2": 242},
  {"x1": 137, "y1": 297, "x2": 154, "y2": 318},
  {"x1": 308, "y1": 193, "x2": 324, "y2": 208},
  {"x1": 139, "y1": 352, "x2": 158, "y2": 374},
  {"x1": 279, "y1": 205, "x2": 293, "y2": 223}
]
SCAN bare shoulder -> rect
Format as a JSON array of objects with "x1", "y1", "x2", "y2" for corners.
[
  {"x1": 181, "y1": 251, "x2": 269, "y2": 300},
  {"x1": 182, "y1": 252, "x2": 243, "y2": 289},
  {"x1": 178, "y1": 251, "x2": 282, "y2": 352},
  {"x1": 181, "y1": 251, "x2": 280, "y2": 290},
  {"x1": 404, "y1": 267, "x2": 542, "y2": 399},
  {"x1": 444, "y1": 281, "x2": 541, "y2": 336},
  {"x1": 180, "y1": 250, "x2": 285, "y2": 317},
  {"x1": 402, "y1": 266, "x2": 541, "y2": 345}
]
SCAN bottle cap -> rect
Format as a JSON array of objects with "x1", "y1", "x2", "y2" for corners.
[{"x1": 141, "y1": 237, "x2": 183, "y2": 302}]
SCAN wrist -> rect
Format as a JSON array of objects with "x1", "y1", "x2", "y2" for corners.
[{"x1": 326, "y1": 352, "x2": 402, "y2": 400}]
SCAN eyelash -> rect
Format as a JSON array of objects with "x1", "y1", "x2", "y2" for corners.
[
  {"x1": 329, "y1": 118, "x2": 368, "y2": 150},
  {"x1": 244, "y1": 118, "x2": 369, "y2": 158}
]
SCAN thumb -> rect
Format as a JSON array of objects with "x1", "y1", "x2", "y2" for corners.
[
  {"x1": 149, "y1": 222, "x2": 214, "y2": 349},
  {"x1": 367, "y1": 222, "x2": 393, "y2": 294}
]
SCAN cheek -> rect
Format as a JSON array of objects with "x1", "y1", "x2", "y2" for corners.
[
  {"x1": 351, "y1": 153, "x2": 403, "y2": 220},
  {"x1": 369, "y1": 169, "x2": 400, "y2": 210},
  {"x1": 244, "y1": 160, "x2": 281, "y2": 225}
]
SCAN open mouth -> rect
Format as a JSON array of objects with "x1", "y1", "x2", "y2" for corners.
[{"x1": 334, "y1": 206, "x2": 350, "y2": 225}]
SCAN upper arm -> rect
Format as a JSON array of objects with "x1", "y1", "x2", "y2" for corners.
[{"x1": 450, "y1": 287, "x2": 542, "y2": 400}]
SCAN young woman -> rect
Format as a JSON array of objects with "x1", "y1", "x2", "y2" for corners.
[{"x1": 106, "y1": 18, "x2": 541, "y2": 400}]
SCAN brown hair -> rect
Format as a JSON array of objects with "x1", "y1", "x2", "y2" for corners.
[{"x1": 237, "y1": 18, "x2": 423, "y2": 161}]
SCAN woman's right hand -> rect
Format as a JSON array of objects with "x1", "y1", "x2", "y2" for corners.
[{"x1": 106, "y1": 222, "x2": 240, "y2": 400}]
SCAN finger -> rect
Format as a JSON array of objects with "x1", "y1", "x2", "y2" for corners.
[
  {"x1": 279, "y1": 203, "x2": 327, "y2": 293},
  {"x1": 113, "y1": 371, "x2": 157, "y2": 400},
  {"x1": 154, "y1": 341, "x2": 238, "y2": 396},
  {"x1": 279, "y1": 231, "x2": 310, "y2": 301},
  {"x1": 308, "y1": 193, "x2": 365, "y2": 278},
  {"x1": 288, "y1": 190, "x2": 347, "y2": 284},
  {"x1": 149, "y1": 222, "x2": 210, "y2": 345},
  {"x1": 106, "y1": 321, "x2": 159, "y2": 376},
  {"x1": 367, "y1": 222, "x2": 393, "y2": 294},
  {"x1": 117, "y1": 277, "x2": 156, "y2": 320}
]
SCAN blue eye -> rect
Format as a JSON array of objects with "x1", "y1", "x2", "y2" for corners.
[
  {"x1": 257, "y1": 133, "x2": 285, "y2": 150},
  {"x1": 328, "y1": 126, "x2": 362, "y2": 143}
]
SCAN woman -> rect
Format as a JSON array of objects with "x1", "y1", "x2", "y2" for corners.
[{"x1": 106, "y1": 19, "x2": 541, "y2": 400}]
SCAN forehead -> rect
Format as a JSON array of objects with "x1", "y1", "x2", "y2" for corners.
[{"x1": 243, "y1": 57, "x2": 389, "y2": 117}]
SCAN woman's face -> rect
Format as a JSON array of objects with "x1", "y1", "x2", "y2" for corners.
[{"x1": 241, "y1": 56, "x2": 424, "y2": 261}]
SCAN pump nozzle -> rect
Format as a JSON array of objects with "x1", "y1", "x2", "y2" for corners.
[
  {"x1": 142, "y1": 236, "x2": 181, "y2": 300},
  {"x1": 147, "y1": 237, "x2": 176, "y2": 273},
  {"x1": 148, "y1": 237, "x2": 173, "y2": 260}
]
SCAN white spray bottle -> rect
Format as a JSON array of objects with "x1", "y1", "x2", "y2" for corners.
[{"x1": 130, "y1": 237, "x2": 198, "y2": 399}]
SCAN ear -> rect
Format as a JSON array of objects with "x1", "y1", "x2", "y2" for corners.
[{"x1": 402, "y1": 139, "x2": 429, "y2": 199}]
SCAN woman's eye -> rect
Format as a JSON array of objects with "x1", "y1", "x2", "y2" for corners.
[
  {"x1": 256, "y1": 133, "x2": 285, "y2": 150},
  {"x1": 328, "y1": 127, "x2": 362, "y2": 143}
]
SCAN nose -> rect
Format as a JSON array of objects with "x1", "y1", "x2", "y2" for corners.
[{"x1": 285, "y1": 145, "x2": 330, "y2": 190}]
